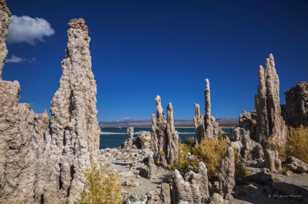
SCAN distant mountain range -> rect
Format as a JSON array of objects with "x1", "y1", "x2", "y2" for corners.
[{"x1": 100, "y1": 118, "x2": 238, "y2": 128}]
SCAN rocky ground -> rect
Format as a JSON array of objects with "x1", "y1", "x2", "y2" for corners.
[
  {"x1": 99, "y1": 145, "x2": 308, "y2": 204},
  {"x1": 100, "y1": 147, "x2": 172, "y2": 203}
]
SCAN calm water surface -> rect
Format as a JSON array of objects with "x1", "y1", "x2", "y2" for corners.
[{"x1": 100, "y1": 127, "x2": 232, "y2": 149}]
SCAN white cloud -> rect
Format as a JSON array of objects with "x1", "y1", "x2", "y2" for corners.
[
  {"x1": 5, "y1": 55, "x2": 25, "y2": 64},
  {"x1": 7, "y1": 15, "x2": 55, "y2": 45}
]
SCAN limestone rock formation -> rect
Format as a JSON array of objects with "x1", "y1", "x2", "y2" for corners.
[
  {"x1": 0, "y1": 2, "x2": 48, "y2": 203},
  {"x1": 122, "y1": 131, "x2": 153, "y2": 150},
  {"x1": 48, "y1": 18, "x2": 100, "y2": 203},
  {"x1": 127, "y1": 127, "x2": 135, "y2": 138},
  {"x1": 219, "y1": 147, "x2": 235, "y2": 200},
  {"x1": 0, "y1": 80, "x2": 49, "y2": 203},
  {"x1": 152, "y1": 96, "x2": 179, "y2": 167},
  {"x1": 255, "y1": 54, "x2": 287, "y2": 146},
  {"x1": 173, "y1": 162, "x2": 210, "y2": 204},
  {"x1": 193, "y1": 103, "x2": 205, "y2": 143},
  {"x1": 285, "y1": 82, "x2": 308, "y2": 127},
  {"x1": 285, "y1": 156, "x2": 308, "y2": 174},
  {"x1": 194, "y1": 79, "x2": 221, "y2": 142},
  {"x1": 264, "y1": 148, "x2": 282, "y2": 173},
  {"x1": 123, "y1": 127, "x2": 135, "y2": 148},
  {"x1": 204, "y1": 79, "x2": 221, "y2": 138},
  {"x1": 0, "y1": 7, "x2": 100, "y2": 202},
  {"x1": 240, "y1": 130, "x2": 264, "y2": 166},
  {"x1": 239, "y1": 111, "x2": 257, "y2": 140},
  {"x1": 209, "y1": 193, "x2": 229, "y2": 204},
  {"x1": 0, "y1": 0, "x2": 10, "y2": 79}
]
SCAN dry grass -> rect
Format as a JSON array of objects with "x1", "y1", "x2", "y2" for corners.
[
  {"x1": 286, "y1": 127, "x2": 308, "y2": 163},
  {"x1": 79, "y1": 165, "x2": 121, "y2": 204},
  {"x1": 193, "y1": 137, "x2": 228, "y2": 178},
  {"x1": 172, "y1": 137, "x2": 228, "y2": 178},
  {"x1": 171, "y1": 143, "x2": 198, "y2": 172}
]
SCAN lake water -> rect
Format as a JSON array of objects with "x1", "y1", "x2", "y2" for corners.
[{"x1": 100, "y1": 127, "x2": 232, "y2": 149}]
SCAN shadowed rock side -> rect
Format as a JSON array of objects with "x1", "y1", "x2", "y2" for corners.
[
  {"x1": 0, "y1": 0, "x2": 10, "y2": 79},
  {"x1": 285, "y1": 82, "x2": 308, "y2": 127},
  {"x1": 239, "y1": 111, "x2": 257, "y2": 140},
  {"x1": 0, "y1": 4, "x2": 100, "y2": 202},
  {"x1": 255, "y1": 54, "x2": 287, "y2": 146},
  {"x1": 253, "y1": 54, "x2": 287, "y2": 172},
  {"x1": 152, "y1": 96, "x2": 179, "y2": 168}
]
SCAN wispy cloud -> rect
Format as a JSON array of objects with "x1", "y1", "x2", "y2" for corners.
[
  {"x1": 7, "y1": 15, "x2": 55, "y2": 45},
  {"x1": 5, "y1": 55, "x2": 24, "y2": 64}
]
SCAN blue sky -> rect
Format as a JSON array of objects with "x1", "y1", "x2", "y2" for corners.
[{"x1": 3, "y1": 0, "x2": 308, "y2": 121}]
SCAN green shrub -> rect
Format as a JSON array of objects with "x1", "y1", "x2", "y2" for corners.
[
  {"x1": 79, "y1": 165, "x2": 121, "y2": 204},
  {"x1": 286, "y1": 127, "x2": 308, "y2": 163}
]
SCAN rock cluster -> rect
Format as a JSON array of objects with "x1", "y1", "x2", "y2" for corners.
[
  {"x1": 0, "y1": 80, "x2": 49, "y2": 203},
  {"x1": 194, "y1": 79, "x2": 221, "y2": 142},
  {"x1": 255, "y1": 54, "x2": 287, "y2": 146},
  {"x1": 285, "y1": 82, "x2": 308, "y2": 127},
  {"x1": 0, "y1": 4, "x2": 100, "y2": 202},
  {"x1": 173, "y1": 153, "x2": 236, "y2": 204},
  {"x1": 173, "y1": 162, "x2": 210, "y2": 204},
  {"x1": 285, "y1": 156, "x2": 308, "y2": 174},
  {"x1": 239, "y1": 111, "x2": 257, "y2": 140},
  {"x1": 152, "y1": 96, "x2": 179, "y2": 167},
  {"x1": 123, "y1": 131, "x2": 153, "y2": 150},
  {"x1": 0, "y1": 0, "x2": 10, "y2": 79}
]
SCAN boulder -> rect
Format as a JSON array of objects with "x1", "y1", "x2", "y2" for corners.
[{"x1": 285, "y1": 156, "x2": 308, "y2": 174}]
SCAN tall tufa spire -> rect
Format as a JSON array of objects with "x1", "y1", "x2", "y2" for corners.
[
  {"x1": 255, "y1": 53, "x2": 287, "y2": 145},
  {"x1": 0, "y1": 0, "x2": 11, "y2": 79},
  {"x1": 204, "y1": 78, "x2": 212, "y2": 118}
]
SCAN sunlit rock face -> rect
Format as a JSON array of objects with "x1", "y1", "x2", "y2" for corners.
[
  {"x1": 285, "y1": 82, "x2": 308, "y2": 127},
  {"x1": 0, "y1": 2, "x2": 45, "y2": 202},
  {"x1": 48, "y1": 18, "x2": 100, "y2": 203},
  {"x1": 173, "y1": 162, "x2": 210, "y2": 204},
  {"x1": 203, "y1": 79, "x2": 221, "y2": 139},
  {"x1": 0, "y1": 79, "x2": 49, "y2": 203},
  {"x1": 255, "y1": 54, "x2": 287, "y2": 147},
  {"x1": 0, "y1": 1, "x2": 100, "y2": 202},
  {"x1": 152, "y1": 96, "x2": 179, "y2": 167},
  {"x1": 0, "y1": 0, "x2": 10, "y2": 79},
  {"x1": 194, "y1": 79, "x2": 221, "y2": 143},
  {"x1": 193, "y1": 103, "x2": 205, "y2": 142}
]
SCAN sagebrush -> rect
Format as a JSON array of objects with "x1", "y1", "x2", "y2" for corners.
[
  {"x1": 173, "y1": 137, "x2": 228, "y2": 178},
  {"x1": 286, "y1": 127, "x2": 308, "y2": 163},
  {"x1": 79, "y1": 165, "x2": 121, "y2": 204}
]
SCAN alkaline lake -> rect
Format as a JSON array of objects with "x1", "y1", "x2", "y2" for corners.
[{"x1": 100, "y1": 127, "x2": 232, "y2": 148}]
